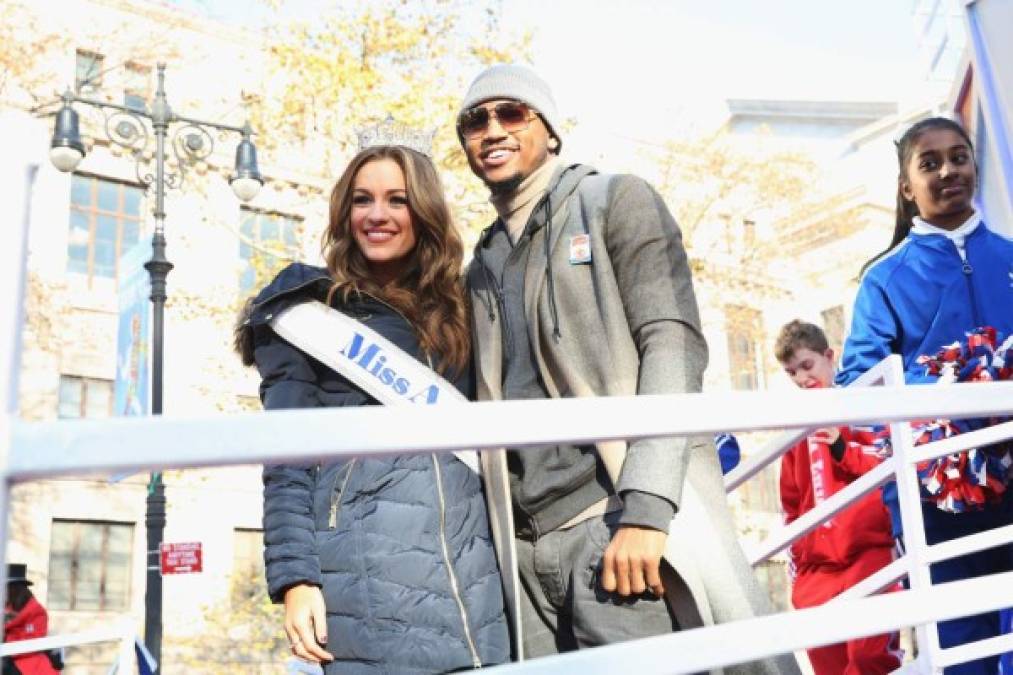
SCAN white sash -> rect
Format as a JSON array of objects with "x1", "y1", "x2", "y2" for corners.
[{"x1": 270, "y1": 300, "x2": 480, "y2": 474}]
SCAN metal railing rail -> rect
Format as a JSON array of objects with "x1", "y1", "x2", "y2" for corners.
[
  {"x1": 0, "y1": 130, "x2": 36, "y2": 603},
  {"x1": 0, "y1": 142, "x2": 136, "y2": 674},
  {"x1": 488, "y1": 570, "x2": 1013, "y2": 675},
  {"x1": 722, "y1": 357, "x2": 896, "y2": 493},
  {"x1": 0, "y1": 620, "x2": 135, "y2": 672},
  {"x1": 725, "y1": 354, "x2": 1013, "y2": 672},
  {"x1": 3, "y1": 384, "x2": 1012, "y2": 673},
  {"x1": 746, "y1": 456, "x2": 896, "y2": 565},
  {"x1": 7, "y1": 384, "x2": 1013, "y2": 479}
]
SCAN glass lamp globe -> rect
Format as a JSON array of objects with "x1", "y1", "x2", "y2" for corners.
[{"x1": 50, "y1": 145, "x2": 85, "y2": 172}]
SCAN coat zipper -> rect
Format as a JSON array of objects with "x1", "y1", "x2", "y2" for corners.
[
  {"x1": 950, "y1": 239, "x2": 983, "y2": 328},
  {"x1": 360, "y1": 291, "x2": 413, "y2": 332},
  {"x1": 961, "y1": 261, "x2": 982, "y2": 328},
  {"x1": 328, "y1": 460, "x2": 357, "y2": 529},
  {"x1": 431, "y1": 454, "x2": 482, "y2": 668},
  {"x1": 500, "y1": 226, "x2": 537, "y2": 350},
  {"x1": 477, "y1": 235, "x2": 516, "y2": 359}
]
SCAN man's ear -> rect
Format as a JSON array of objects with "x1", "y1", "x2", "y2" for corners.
[
  {"x1": 825, "y1": 347, "x2": 835, "y2": 362},
  {"x1": 548, "y1": 137, "x2": 560, "y2": 152}
]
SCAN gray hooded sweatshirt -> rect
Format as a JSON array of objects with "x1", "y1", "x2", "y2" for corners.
[{"x1": 471, "y1": 164, "x2": 675, "y2": 537}]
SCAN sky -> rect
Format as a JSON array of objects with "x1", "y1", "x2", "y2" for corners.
[
  {"x1": 502, "y1": 1, "x2": 947, "y2": 153},
  {"x1": 170, "y1": 0, "x2": 956, "y2": 168},
  {"x1": 177, "y1": 0, "x2": 942, "y2": 106},
  {"x1": 510, "y1": 0, "x2": 933, "y2": 105}
]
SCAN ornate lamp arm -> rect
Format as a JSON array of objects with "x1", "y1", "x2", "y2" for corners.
[{"x1": 51, "y1": 63, "x2": 262, "y2": 205}]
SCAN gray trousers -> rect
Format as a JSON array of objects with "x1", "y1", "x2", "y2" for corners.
[{"x1": 515, "y1": 512, "x2": 678, "y2": 657}]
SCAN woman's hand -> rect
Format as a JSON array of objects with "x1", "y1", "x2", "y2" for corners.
[{"x1": 283, "y1": 583, "x2": 334, "y2": 663}]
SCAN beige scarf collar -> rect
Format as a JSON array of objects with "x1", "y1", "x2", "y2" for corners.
[{"x1": 489, "y1": 154, "x2": 561, "y2": 243}]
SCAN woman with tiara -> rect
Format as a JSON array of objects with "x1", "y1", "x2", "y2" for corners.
[{"x1": 236, "y1": 120, "x2": 509, "y2": 673}]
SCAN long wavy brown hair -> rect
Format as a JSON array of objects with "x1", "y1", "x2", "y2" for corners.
[{"x1": 322, "y1": 145, "x2": 470, "y2": 376}]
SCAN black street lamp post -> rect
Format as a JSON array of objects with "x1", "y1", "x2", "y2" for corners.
[{"x1": 48, "y1": 62, "x2": 262, "y2": 667}]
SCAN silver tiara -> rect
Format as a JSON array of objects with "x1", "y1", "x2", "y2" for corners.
[{"x1": 355, "y1": 114, "x2": 437, "y2": 157}]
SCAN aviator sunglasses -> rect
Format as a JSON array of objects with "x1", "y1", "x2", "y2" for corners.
[{"x1": 457, "y1": 101, "x2": 537, "y2": 139}]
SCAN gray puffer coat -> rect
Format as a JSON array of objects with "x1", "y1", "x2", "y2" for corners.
[{"x1": 238, "y1": 263, "x2": 510, "y2": 674}]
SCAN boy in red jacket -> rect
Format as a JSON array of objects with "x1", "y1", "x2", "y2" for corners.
[{"x1": 776, "y1": 321, "x2": 901, "y2": 675}]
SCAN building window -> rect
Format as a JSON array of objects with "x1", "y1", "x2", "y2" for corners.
[
  {"x1": 726, "y1": 305, "x2": 763, "y2": 390},
  {"x1": 68, "y1": 174, "x2": 145, "y2": 281},
  {"x1": 58, "y1": 375, "x2": 113, "y2": 419},
  {"x1": 239, "y1": 208, "x2": 300, "y2": 294},
  {"x1": 231, "y1": 528, "x2": 264, "y2": 607},
  {"x1": 821, "y1": 305, "x2": 845, "y2": 356},
  {"x1": 75, "y1": 50, "x2": 103, "y2": 92},
  {"x1": 48, "y1": 520, "x2": 133, "y2": 611},
  {"x1": 123, "y1": 62, "x2": 150, "y2": 111}
]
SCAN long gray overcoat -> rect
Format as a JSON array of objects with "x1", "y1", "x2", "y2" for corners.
[{"x1": 467, "y1": 165, "x2": 801, "y2": 675}]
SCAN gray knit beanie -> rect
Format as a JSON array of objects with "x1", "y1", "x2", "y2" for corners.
[{"x1": 458, "y1": 64, "x2": 561, "y2": 151}]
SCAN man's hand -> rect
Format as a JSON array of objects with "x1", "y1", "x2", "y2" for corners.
[
  {"x1": 283, "y1": 583, "x2": 334, "y2": 663},
  {"x1": 600, "y1": 525, "x2": 668, "y2": 597}
]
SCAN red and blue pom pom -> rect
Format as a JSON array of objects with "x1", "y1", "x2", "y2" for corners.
[
  {"x1": 909, "y1": 327, "x2": 1013, "y2": 512},
  {"x1": 871, "y1": 329, "x2": 1013, "y2": 512}
]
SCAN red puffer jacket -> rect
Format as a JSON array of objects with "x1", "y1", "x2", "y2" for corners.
[
  {"x1": 780, "y1": 427, "x2": 894, "y2": 576},
  {"x1": 3, "y1": 597, "x2": 59, "y2": 675}
]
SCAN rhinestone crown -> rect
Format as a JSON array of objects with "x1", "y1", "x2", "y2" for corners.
[{"x1": 356, "y1": 114, "x2": 436, "y2": 157}]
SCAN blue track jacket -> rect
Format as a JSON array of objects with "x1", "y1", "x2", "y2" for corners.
[{"x1": 836, "y1": 221, "x2": 1013, "y2": 386}]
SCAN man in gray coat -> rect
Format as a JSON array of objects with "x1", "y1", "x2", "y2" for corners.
[{"x1": 457, "y1": 64, "x2": 798, "y2": 673}]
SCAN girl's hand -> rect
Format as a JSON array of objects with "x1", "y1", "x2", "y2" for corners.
[{"x1": 283, "y1": 583, "x2": 333, "y2": 663}]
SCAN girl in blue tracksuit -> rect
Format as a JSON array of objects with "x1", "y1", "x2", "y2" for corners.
[{"x1": 836, "y1": 117, "x2": 1013, "y2": 675}]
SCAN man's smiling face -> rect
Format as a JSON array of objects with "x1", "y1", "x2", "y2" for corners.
[{"x1": 461, "y1": 99, "x2": 553, "y2": 194}]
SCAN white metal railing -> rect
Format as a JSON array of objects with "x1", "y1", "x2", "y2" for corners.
[
  {"x1": 9, "y1": 384, "x2": 1013, "y2": 478},
  {"x1": 0, "y1": 621, "x2": 136, "y2": 673},
  {"x1": 490, "y1": 570, "x2": 1013, "y2": 675},
  {"x1": 722, "y1": 357, "x2": 895, "y2": 494},
  {"x1": 745, "y1": 454, "x2": 895, "y2": 565},
  {"x1": 3, "y1": 157, "x2": 1013, "y2": 673},
  {"x1": 725, "y1": 354, "x2": 1013, "y2": 673},
  {"x1": 3, "y1": 384, "x2": 1013, "y2": 673},
  {"x1": 0, "y1": 154, "x2": 137, "y2": 674}
]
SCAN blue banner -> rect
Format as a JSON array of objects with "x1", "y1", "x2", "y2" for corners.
[{"x1": 114, "y1": 240, "x2": 151, "y2": 418}]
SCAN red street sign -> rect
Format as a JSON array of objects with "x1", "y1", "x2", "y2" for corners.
[{"x1": 159, "y1": 542, "x2": 202, "y2": 575}]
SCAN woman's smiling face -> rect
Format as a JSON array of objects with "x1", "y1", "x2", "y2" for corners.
[{"x1": 350, "y1": 158, "x2": 417, "y2": 285}]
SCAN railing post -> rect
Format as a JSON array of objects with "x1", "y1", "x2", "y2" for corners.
[
  {"x1": 118, "y1": 622, "x2": 136, "y2": 674},
  {"x1": 884, "y1": 354, "x2": 942, "y2": 672},
  {"x1": 0, "y1": 128, "x2": 38, "y2": 631},
  {"x1": 0, "y1": 450, "x2": 10, "y2": 637},
  {"x1": 0, "y1": 417, "x2": 10, "y2": 639}
]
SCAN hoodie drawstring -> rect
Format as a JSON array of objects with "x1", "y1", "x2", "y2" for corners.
[
  {"x1": 473, "y1": 240, "x2": 497, "y2": 323},
  {"x1": 476, "y1": 164, "x2": 588, "y2": 347},
  {"x1": 542, "y1": 194, "x2": 562, "y2": 341}
]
